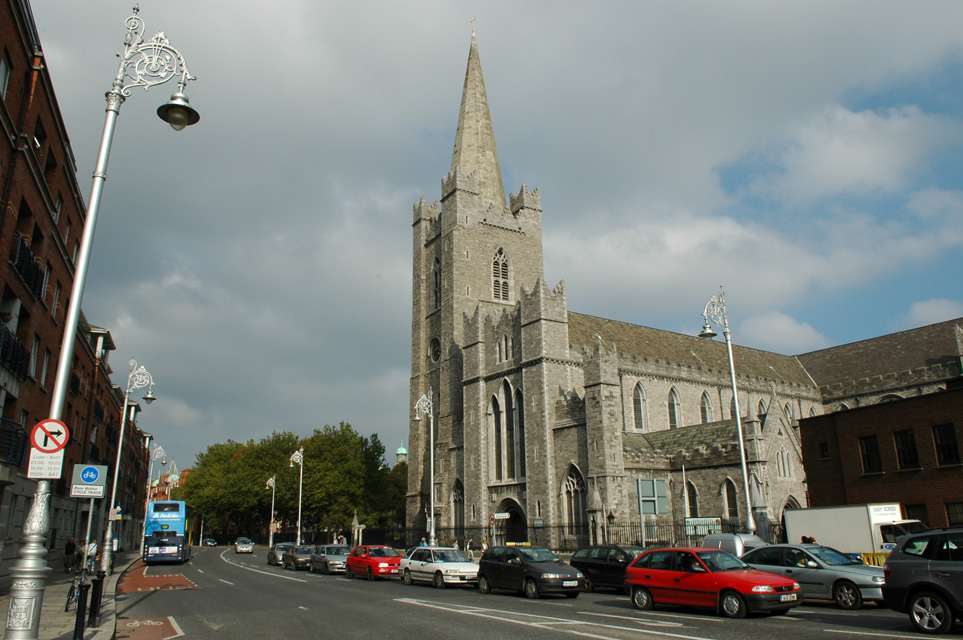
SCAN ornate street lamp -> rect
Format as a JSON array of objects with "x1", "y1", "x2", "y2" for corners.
[
  {"x1": 413, "y1": 389, "x2": 435, "y2": 547},
  {"x1": 4, "y1": 9, "x2": 197, "y2": 637},
  {"x1": 140, "y1": 443, "x2": 166, "y2": 547},
  {"x1": 289, "y1": 448, "x2": 304, "y2": 545},
  {"x1": 102, "y1": 358, "x2": 155, "y2": 576},
  {"x1": 699, "y1": 285, "x2": 756, "y2": 534}
]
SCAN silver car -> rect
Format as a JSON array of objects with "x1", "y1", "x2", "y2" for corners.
[
  {"x1": 742, "y1": 543, "x2": 885, "y2": 609},
  {"x1": 400, "y1": 547, "x2": 477, "y2": 588},
  {"x1": 310, "y1": 544, "x2": 351, "y2": 574},
  {"x1": 234, "y1": 537, "x2": 254, "y2": 554}
]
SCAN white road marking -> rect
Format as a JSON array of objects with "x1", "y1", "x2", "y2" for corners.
[
  {"x1": 578, "y1": 612, "x2": 686, "y2": 628},
  {"x1": 164, "y1": 616, "x2": 185, "y2": 639},
  {"x1": 582, "y1": 610, "x2": 723, "y2": 625},
  {"x1": 218, "y1": 550, "x2": 307, "y2": 582},
  {"x1": 219, "y1": 579, "x2": 234, "y2": 585},
  {"x1": 824, "y1": 630, "x2": 923, "y2": 639},
  {"x1": 396, "y1": 598, "x2": 720, "y2": 640}
]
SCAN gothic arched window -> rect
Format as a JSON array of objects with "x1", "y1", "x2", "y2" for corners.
[
  {"x1": 700, "y1": 392, "x2": 712, "y2": 424},
  {"x1": 724, "y1": 479, "x2": 739, "y2": 519},
  {"x1": 668, "y1": 388, "x2": 680, "y2": 430},
  {"x1": 451, "y1": 480, "x2": 465, "y2": 536},
  {"x1": 633, "y1": 384, "x2": 646, "y2": 431},
  {"x1": 514, "y1": 388, "x2": 526, "y2": 478},
  {"x1": 686, "y1": 482, "x2": 699, "y2": 518},
  {"x1": 562, "y1": 467, "x2": 587, "y2": 535},
  {"x1": 491, "y1": 381, "x2": 525, "y2": 481},
  {"x1": 492, "y1": 248, "x2": 510, "y2": 301},
  {"x1": 430, "y1": 258, "x2": 441, "y2": 310}
]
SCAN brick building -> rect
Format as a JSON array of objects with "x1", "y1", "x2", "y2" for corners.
[
  {"x1": 407, "y1": 33, "x2": 963, "y2": 549},
  {"x1": 800, "y1": 379, "x2": 963, "y2": 528},
  {"x1": 0, "y1": 0, "x2": 150, "y2": 583}
]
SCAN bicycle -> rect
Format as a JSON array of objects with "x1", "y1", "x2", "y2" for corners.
[{"x1": 64, "y1": 568, "x2": 87, "y2": 612}]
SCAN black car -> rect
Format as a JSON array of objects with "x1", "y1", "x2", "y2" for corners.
[
  {"x1": 569, "y1": 544, "x2": 646, "y2": 593},
  {"x1": 478, "y1": 546, "x2": 585, "y2": 599},
  {"x1": 882, "y1": 527, "x2": 963, "y2": 634},
  {"x1": 281, "y1": 545, "x2": 316, "y2": 570}
]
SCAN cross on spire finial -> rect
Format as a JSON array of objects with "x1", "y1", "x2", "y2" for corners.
[{"x1": 472, "y1": 16, "x2": 476, "y2": 36}]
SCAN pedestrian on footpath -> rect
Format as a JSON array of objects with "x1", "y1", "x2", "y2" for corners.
[
  {"x1": 466, "y1": 537, "x2": 474, "y2": 560},
  {"x1": 63, "y1": 538, "x2": 76, "y2": 572}
]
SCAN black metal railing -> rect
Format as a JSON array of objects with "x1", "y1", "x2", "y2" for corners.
[
  {"x1": 9, "y1": 230, "x2": 45, "y2": 298},
  {"x1": 0, "y1": 323, "x2": 30, "y2": 380},
  {"x1": 0, "y1": 418, "x2": 28, "y2": 466}
]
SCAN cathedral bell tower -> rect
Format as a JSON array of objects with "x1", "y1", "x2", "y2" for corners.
[{"x1": 408, "y1": 31, "x2": 545, "y2": 533}]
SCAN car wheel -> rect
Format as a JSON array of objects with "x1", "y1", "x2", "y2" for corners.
[
  {"x1": 309, "y1": 562, "x2": 315, "y2": 573},
  {"x1": 433, "y1": 572, "x2": 446, "y2": 589},
  {"x1": 909, "y1": 591, "x2": 953, "y2": 634},
  {"x1": 632, "y1": 586, "x2": 653, "y2": 610},
  {"x1": 403, "y1": 568, "x2": 413, "y2": 585},
  {"x1": 478, "y1": 575, "x2": 491, "y2": 594},
  {"x1": 345, "y1": 566, "x2": 352, "y2": 579},
  {"x1": 524, "y1": 578, "x2": 540, "y2": 599},
  {"x1": 367, "y1": 567, "x2": 375, "y2": 581},
  {"x1": 833, "y1": 580, "x2": 862, "y2": 610},
  {"x1": 322, "y1": 562, "x2": 329, "y2": 575},
  {"x1": 584, "y1": 576, "x2": 594, "y2": 593},
  {"x1": 720, "y1": 590, "x2": 747, "y2": 618}
]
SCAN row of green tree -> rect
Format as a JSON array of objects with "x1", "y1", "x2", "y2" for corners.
[{"x1": 177, "y1": 423, "x2": 407, "y2": 539}]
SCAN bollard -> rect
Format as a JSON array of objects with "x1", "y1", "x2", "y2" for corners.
[
  {"x1": 87, "y1": 576, "x2": 103, "y2": 628},
  {"x1": 73, "y1": 583, "x2": 90, "y2": 640}
]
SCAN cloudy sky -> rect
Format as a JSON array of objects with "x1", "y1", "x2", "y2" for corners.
[{"x1": 29, "y1": 1, "x2": 963, "y2": 471}]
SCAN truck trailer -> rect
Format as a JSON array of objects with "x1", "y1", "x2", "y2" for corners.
[{"x1": 783, "y1": 503, "x2": 926, "y2": 555}]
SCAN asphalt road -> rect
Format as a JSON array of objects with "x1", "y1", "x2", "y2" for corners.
[{"x1": 113, "y1": 547, "x2": 944, "y2": 640}]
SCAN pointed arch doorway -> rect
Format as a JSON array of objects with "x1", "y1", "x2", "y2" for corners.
[{"x1": 492, "y1": 499, "x2": 527, "y2": 546}]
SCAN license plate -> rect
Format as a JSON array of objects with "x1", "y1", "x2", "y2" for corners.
[
  {"x1": 780, "y1": 593, "x2": 797, "y2": 602},
  {"x1": 562, "y1": 580, "x2": 578, "y2": 587},
  {"x1": 390, "y1": 569, "x2": 398, "y2": 573}
]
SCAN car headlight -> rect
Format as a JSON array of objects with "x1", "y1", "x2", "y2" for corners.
[
  {"x1": 793, "y1": 582, "x2": 800, "y2": 590},
  {"x1": 871, "y1": 575, "x2": 885, "y2": 584},
  {"x1": 378, "y1": 562, "x2": 389, "y2": 567},
  {"x1": 541, "y1": 573, "x2": 562, "y2": 579},
  {"x1": 751, "y1": 585, "x2": 774, "y2": 593}
]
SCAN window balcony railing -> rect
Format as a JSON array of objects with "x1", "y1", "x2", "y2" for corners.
[
  {"x1": 0, "y1": 323, "x2": 30, "y2": 381},
  {"x1": 9, "y1": 230, "x2": 45, "y2": 299},
  {"x1": 0, "y1": 418, "x2": 28, "y2": 467}
]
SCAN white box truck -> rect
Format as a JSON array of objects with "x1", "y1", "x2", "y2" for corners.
[{"x1": 784, "y1": 503, "x2": 926, "y2": 554}]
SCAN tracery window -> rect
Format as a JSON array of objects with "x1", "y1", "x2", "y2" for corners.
[
  {"x1": 633, "y1": 384, "x2": 646, "y2": 430},
  {"x1": 667, "y1": 388, "x2": 680, "y2": 430},
  {"x1": 700, "y1": 392, "x2": 712, "y2": 424},
  {"x1": 562, "y1": 467, "x2": 587, "y2": 535},
  {"x1": 492, "y1": 248, "x2": 510, "y2": 301}
]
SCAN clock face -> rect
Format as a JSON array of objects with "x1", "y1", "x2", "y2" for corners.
[{"x1": 430, "y1": 338, "x2": 442, "y2": 362}]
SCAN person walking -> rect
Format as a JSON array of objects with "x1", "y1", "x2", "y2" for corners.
[
  {"x1": 63, "y1": 538, "x2": 76, "y2": 572},
  {"x1": 466, "y1": 536, "x2": 474, "y2": 560},
  {"x1": 481, "y1": 539, "x2": 488, "y2": 555}
]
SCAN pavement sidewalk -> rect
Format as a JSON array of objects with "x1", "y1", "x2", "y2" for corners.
[{"x1": 0, "y1": 551, "x2": 139, "y2": 640}]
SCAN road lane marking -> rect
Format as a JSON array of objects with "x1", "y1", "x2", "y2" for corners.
[
  {"x1": 219, "y1": 579, "x2": 234, "y2": 585},
  {"x1": 579, "y1": 612, "x2": 686, "y2": 627},
  {"x1": 824, "y1": 631, "x2": 922, "y2": 639},
  {"x1": 397, "y1": 598, "x2": 720, "y2": 640},
  {"x1": 218, "y1": 550, "x2": 307, "y2": 582},
  {"x1": 583, "y1": 610, "x2": 723, "y2": 624}
]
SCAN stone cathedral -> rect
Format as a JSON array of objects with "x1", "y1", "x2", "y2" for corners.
[{"x1": 407, "y1": 34, "x2": 962, "y2": 548}]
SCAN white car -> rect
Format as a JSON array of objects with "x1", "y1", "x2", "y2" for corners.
[
  {"x1": 234, "y1": 537, "x2": 254, "y2": 553},
  {"x1": 401, "y1": 547, "x2": 477, "y2": 588}
]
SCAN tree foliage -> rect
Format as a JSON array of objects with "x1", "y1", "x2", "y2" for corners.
[{"x1": 180, "y1": 423, "x2": 406, "y2": 538}]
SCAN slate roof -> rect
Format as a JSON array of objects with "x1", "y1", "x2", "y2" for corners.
[
  {"x1": 568, "y1": 312, "x2": 816, "y2": 387},
  {"x1": 796, "y1": 317, "x2": 963, "y2": 387},
  {"x1": 623, "y1": 420, "x2": 743, "y2": 467}
]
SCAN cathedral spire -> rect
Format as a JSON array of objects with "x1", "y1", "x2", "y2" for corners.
[{"x1": 450, "y1": 29, "x2": 507, "y2": 211}]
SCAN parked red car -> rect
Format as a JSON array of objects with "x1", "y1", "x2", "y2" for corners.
[
  {"x1": 345, "y1": 545, "x2": 401, "y2": 580},
  {"x1": 626, "y1": 547, "x2": 801, "y2": 618}
]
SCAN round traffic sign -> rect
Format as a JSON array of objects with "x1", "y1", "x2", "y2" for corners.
[
  {"x1": 30, "y1": 419, "x2": 70, "y2": 453},
  {"x1": 80, "y1": 466, "x2": 100, "y2": 484},
  {"x1": 489, "y1": 513, "x2": 495, "y2": 526}
]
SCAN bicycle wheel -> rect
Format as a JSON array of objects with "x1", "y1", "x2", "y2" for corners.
[{"x1": 64, "y1": 583, "x2": 77, "y2": 612}]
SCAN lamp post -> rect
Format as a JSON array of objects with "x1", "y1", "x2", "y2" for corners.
[
  {"x1": 699, "y1": 285, "x2": 755, "y2": 534},
  {"x1": 103, "y1": 358, "x2": 155, "y2": 575},
  {"x1": 413, "y1": 388, "x2": 435, "y2": 547},
  {"x1": 266, "y1": 476, "x2": 276, "y2": 549},
  {"x1": 4, "y1": 9, "x2": 197, "y2": 637},
  {"x1": 140, "y1": 444, "x2": 166, "y2": 548},
  {"x1": 289, "y1": 448, "x2": 304, "y2": 545}
]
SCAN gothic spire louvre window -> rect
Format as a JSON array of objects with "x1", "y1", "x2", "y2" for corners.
[{"x1": 492, "y1": 248, "x2": 509, "y2": 301}]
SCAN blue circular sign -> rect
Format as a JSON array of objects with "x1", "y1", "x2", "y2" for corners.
[{"x1": 80, "y1": 466, "x2": 100, "y2": 484}]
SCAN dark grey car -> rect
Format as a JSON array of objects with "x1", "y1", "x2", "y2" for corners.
[
  {"x1": 883, "y1": 528, "x2": 963, "y2": 634},
  {"x1": 742, "y1": 543, "x2": 884, "y2": 609},
  {"x1": 569, "y1": 545, "x2": 645, "y2": 593},
  {"x1": 478, "y1": 546, "x2": 584, "y2": 599},
  {"x1": 310, "y1": 545, "x2": 351, "y2": 574},
  {"x1": 267, "y1": 543, "x2": 292, "y2": 566}
]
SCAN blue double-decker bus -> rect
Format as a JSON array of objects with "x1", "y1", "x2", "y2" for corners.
[{"x1": 143, "y1": 500, "x2": 192, "y2": 564}]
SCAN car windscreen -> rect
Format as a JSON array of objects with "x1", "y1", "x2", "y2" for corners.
[
  {"x1": 236, "y1": 538, "x2": 252, "y2": 544},
  {"x1": 809, "y1": 546, "x2": 860, "y2": 566},
  {"x1": 293, "y1": 546, "x2": 314, "y2": 554},
  {"x1": 434, "y1": 549, "x2": 470, "y2": 563},
  {"x1": 696, "y1": 549, "x2": 750, "y2": 571},
  {"x1": 518, "y1": 547, "x2": 560, "y2": 563},
  {"x1": 325, "y1": 546, "x2": 349, "y2": 555},
  {"x1": 369, "y1": 547, "x2": 399, "y2": 557}
]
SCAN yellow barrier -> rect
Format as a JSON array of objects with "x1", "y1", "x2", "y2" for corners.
[{"x1": 860, "y1": 552, "x2": 889, "y2": 566}]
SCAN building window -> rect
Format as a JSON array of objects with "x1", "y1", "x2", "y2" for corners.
[
  {"x1": 818, "y1": 441, "x2": 829, "y2": 459},
  {"x1": 430, "y1": 258, "x2": 441, "y2": 310},
  {"x1": 0, "y1": 50, "x2": 10, "y2": 98},
  {"x1": 933, "y1": 424, "x2": 960, "y2": 466},
  {"x1": 633, "y1": 384, "x2": 646, "y2": 431},
  {"x1": 724, "y1": 479, "x2": 739, "y2": 519},
  {"x1": 563, "y1": 467, "x2": 587, "y2": 535},
  {"x1": 685, "y1": 482, "x2": 699, "y2": 518},
  {"x1": 894, "y1": 429, "x2": 920, "y2": 469},
  {"x1": 757, "y1": 399, "x2": 767, "y2": 418},
  {"x1": 490, "y1": 381, "x2": 525, "y2": 481},
  {"x1": 784, "y1": 402, "x2": 794, "y2": 423},
  {"x1": 947, "y1": 503, "x2": 963, "y2": 527},
  {"x1": 639, "y1": 478, "x2": 667, "y2": 515},
  {"x1": 700, "y1": 393, "x2": 711, "y2": 424},
  {"x1": 904, "y1": 504, "x2": 928, "y2": 526},
  {"x1": 667, "y1": 388, "x2": 680, "y2": 430},
  {"x1": 730, "y1": 395, "x2": 737, "y2": 419},
  {"x1": 513, "y1": 388, "x2": 525, "y2": 477},
  {"x1": 859, "y1": 435, "x2": 883, "y2": 473},
  {"x1": 451, "y1": 480, "x2": 465, "y2": 536},
  {"x1": 40, "y1": 349, "x2": 50, "y2": 386},
  {"x1": 492, "y1": 248, "x2": 510, "y2": 301}
]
